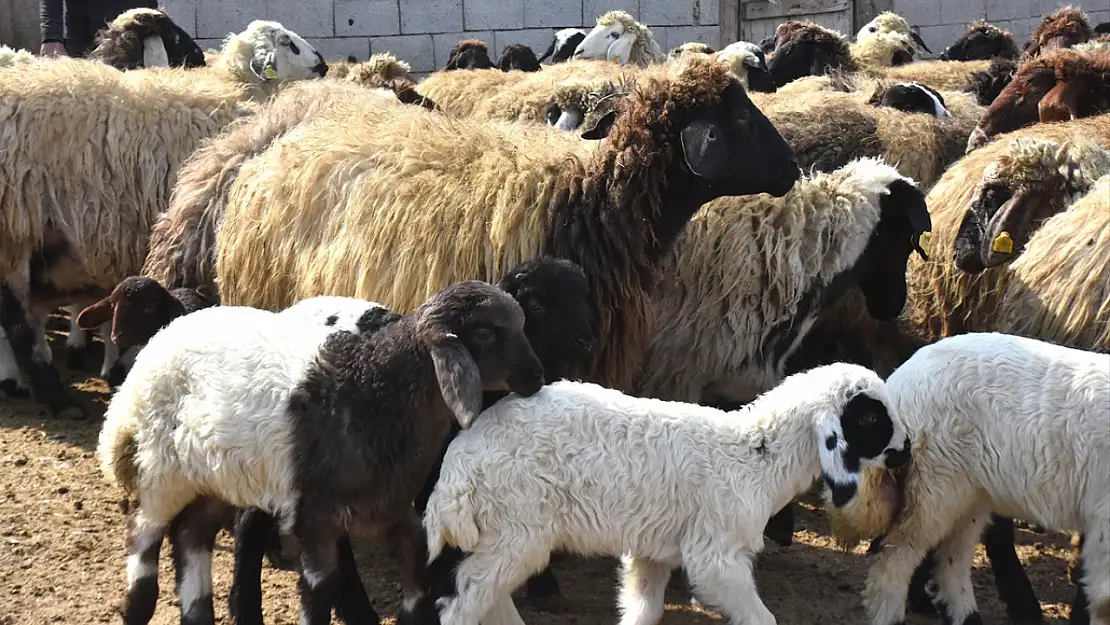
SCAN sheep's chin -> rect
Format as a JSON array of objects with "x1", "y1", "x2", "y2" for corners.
[
  {"x1": 553, "y1": 109, "x2": 583, "y2": 131},
  {"x1": 825, "y1": 468, "x2": 901, "y2": 550}
]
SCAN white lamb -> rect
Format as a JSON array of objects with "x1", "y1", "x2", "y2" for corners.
[
  {"x1": 423, "y1": 363, "x2": 912, "y2": 625},
  {"x1": 823, "y1": 332, "x2": 1110, "y2": 625}
]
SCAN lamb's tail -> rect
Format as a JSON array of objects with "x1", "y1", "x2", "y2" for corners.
[
  {"x1": 97, "y1": 398, "x2": 142, "y2": 496},
  {"x1": 422, "y1": 471, "x2": 481, "y2": 562}
]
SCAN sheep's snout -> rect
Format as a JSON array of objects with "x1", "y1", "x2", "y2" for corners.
[
  {"x1": 882, "y1": 437, "x2": 911, "y2": 469},
  {"x1": 966, "y1": 126, "x2": 989, "y2": 153},
  {"x1": 507, "y1": 347, "x2": 545, "y2": 397},
  {"x1": 313, "y1": 60, "x2": 329, "y2": 77}
]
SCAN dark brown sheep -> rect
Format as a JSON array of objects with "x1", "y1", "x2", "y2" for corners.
[
  {"x1": 938, "y1": 19, "x2": 1020, "y2": 61},
  {"x1": 443, "y1": 39, "x2": 494, "y2": 70}
]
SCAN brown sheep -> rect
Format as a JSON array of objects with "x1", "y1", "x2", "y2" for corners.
[
  {"x1": 938, "y1": 19, "x2": 1021, "y2": 61},
  {"x1": 1024, "y1": 5, "x2": 1095, "y2": 59}
]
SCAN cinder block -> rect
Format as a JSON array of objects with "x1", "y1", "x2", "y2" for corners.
[
  {"x1": 986, "y1": 0, "x2": 1031, "y2": 22},
  {"x1": 335, "y1": 0, "x2": 400, "y2": 37},
  {"x1": 583, "y1": 0, "x2": 639, "y2": 26},
  {"x1": 372, "y1": 34, "x2": 436, "y2": 71},
  {"x1": 465, "y1": 0, "x2": 524, "y2": 30},
  {"x1": 893, "y1": 0, "x2": 941, "y2": 29},
  {"x1": 194, "y1": 38, "x2": 225, "y2": 53},
  {"x1": 525, "y1": 0, "x2": 582, "y2": 28},
  {"x1": 400, "y1": 0, "x2": 463, "y2": 34},
  {"x1": 267, "y1": 0, "x2": 334, "y2": 38},
  {"x1": 1086, "y1": 10, "x2": 1109, "y2": 26},
  {"x1": 641, "y1": 0, "x2": 693, "y2": 26},
  {"x1": 161, "y1": 0, "x2": 197, "y2": 37},
  {"x1": 657, "y1": 25, "x2": 717, "y2": 52},
  {"x1": 696, "y1": 0, "x2": 719, "y2": 26},
  {"x1": 917, "y1": 23, "x2": 968, "y2": 53},
  {"x1": 313, "y1": 37, "x2": 372, "y2": 61},
  {"x1": 493, "y1": 28, "x2": 556, "y2": 58},
  {"x1": 196, "y1": 0, "x2": 260, "y2": 39},
  {"x1": 938, "y1": 0, "x2": 985, "y2": 26},
  {"x1": 431, "y1": 31, "x2": 494, "y2": 68}
]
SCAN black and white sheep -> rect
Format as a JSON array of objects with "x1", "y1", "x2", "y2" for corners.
[
  {"x1": 99, "y1": 280, "x2": 545, "y2": 625},
  {"x1": 536, "y1": 28, "x2": 587, "y2": 64},
  {"x1": 88, "y1": 7, "x2": 205, "y2": 70},
  {"x1": 422, "y1": 364, "x2": 912, "y2": 625}
]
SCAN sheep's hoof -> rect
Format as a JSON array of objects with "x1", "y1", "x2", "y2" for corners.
[
  {"x1": 104, "y1": 364, "x2": 128, "y2": 389},
  {"x1": 0, "y1": 379, "x2": 30, "y2": 399}
]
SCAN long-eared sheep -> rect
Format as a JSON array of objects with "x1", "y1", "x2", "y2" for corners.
[
  {"x1": 100, "y1": 280, "x2": 545, "y2": 625},
  {"x1": 938, "y1": 20, "x2": 1021, "y2": 61},
  {"x1": 573, "y1": 10, "x2": 666, "y2": 66},
  {"x1": 211, "y1": 57, "x2": 800, "y2": 392},
  {"x1": 497, "y1": 43, "x2": 541, "y2": 72},
  {"x1": 824, "y1": 332, "x2": 1109, "y2": 625},
  {"x1": 966, "y1": 48, "x2": 1110, "y2": 152},
  {"x1": 0, "y1": 20, "x2": 328, "y2": 417},
  {"x1": 537, "y1": 28, "x2": 586, "y2": 64},
  {"x1": 88, "y1": 7, "x2": 205, "y2": 70},
  {"x1": 422, "y1": 364, "x2": 912, "y2": 625},
  {"x1": 1024, "y1": 6, "x2": 1095, "y2": 60},
  {"x1": 716, "y1": 41, "x2": 777, "y2": 93}
]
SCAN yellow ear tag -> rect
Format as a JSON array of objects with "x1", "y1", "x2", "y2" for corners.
[
  {"x1": 992, "y1": 231, "x2": 1013, "y2": 254},
  {"x1": 609, "y1": 54, "x2": 621, "y2": 63},
  {"x1": 263, "y1": 64, "x2": 278, "y2": 79},
  {"x1": 919, "y1": 231, "x2": 931, "y2": 250}
]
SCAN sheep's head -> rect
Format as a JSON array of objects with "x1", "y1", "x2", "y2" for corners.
[
  {"x1": 227, "y1": 20, "x2": 327, "y2": 83},
  {"x1": 497, "y1": 43, "x2": 541, "y2": 72},
  {"x1": 716, "y1": 41, "x2": 776, "y2": 93},
  {"x1": 497, "y1": 258, "x2": 596, "y2": 382},
  {"x1": 444, "y1": 39, "x2": 494, "y2": 70},
  {"x1": 869, "y1": 82, "x2": 950, "y2": 117},
  {"x1": 573, "y1": 10, "x2": 664, "y2": 65},
  {"x1": 939, "y1": 20, "x2": 1020, "y2": 61},
  {"x1": 544, "y1": 77, "x2": 630, "y2": 134},
  {"x1": 76, "y1": 277, "x2": 187, "y2": 350},
  {"x1": 669, "y1": 42, "x2": 716, "y2": 59},
  {"x1": 856, "y1": 11, "x2": 931, "y2": 54},
  {"x1": 967, "y1": 56, "x2": 1017, "y2": 106},
  {"x1": 537, "y1": 28, "x2": 586, "y2": 64},
  {"x1": 766, "y1": 22, "x2": 856, "y2": 87},
  {"x1": 90, "y1": 8, "x2": 205, "y2": 70},
  {"x1": 851, "y1": 31, "x2": 917, "y2": 68},
  {"x1": 1025, "y1": 6, "x2": 1094, "y2": 59},
  {"x1": 416, "y1": 281, "x2": 544, "y2": 429},
  {"x1": 954, "y1": 137, "x2": 1110, "y2": 273}
]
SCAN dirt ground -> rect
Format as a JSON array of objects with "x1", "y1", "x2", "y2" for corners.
[{"x1": 0, "y1": 316, "x2": 1081, "y2": 624}]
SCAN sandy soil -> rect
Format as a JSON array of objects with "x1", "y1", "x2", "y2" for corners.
[{"x1": 0, "y1": 315, "x2": 1080, "y2": 624}]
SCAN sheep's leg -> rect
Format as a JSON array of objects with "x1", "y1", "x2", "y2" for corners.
[
  {"x1": 335, "y1": 533, "x2": 382, "y2": 625},
  {"x1": 296, "y1": 522, "x2": 343, "y2": 625},
  {"x1": 120, "y1": 509, "x2": 166, "y2": 625},
  {"x1": 0, "y1": 332, "x2": 29, "y2": 398},
  {"x1": 1076, "y1": 526, "x2": 1109, "y2": 625},
  {"x1": 682, "y1": 549, "x2": 775, "y2": 625},
  {"x1": 64, "y1": 304, "x2": 89, "y2": 369},
  {"x1": 763, "y1": 503, "x2": 795, "y2": 547},
  {"x1": 99, "y1": 322, "x2": 121, "y2": 380},
  {"x1": 437, "y1": 547, "x2": 537, "y2": 625},
  {"x1": 1070, "y1": 533, "x2": 1089, "y2": 625},
  {"x1": 229, "y1": 508, "x2": 281, "y2": 625},
  {"x1": 389, "y1": 512, "x2": 432, "y2": 625},
  {"x1": 169, "y1": 497, "x2": 231, "y2": 625},
  {"x1": 618, "y1": 556, "x2": 670, "y2": 625},
  {"x1": 983, "y1": 515, "x2": 1043, "y2": 623},
  {"x1": 521, "y1": 564, "x2": 567, "y2": 613},
  {"x1": 0, "y1": 282, "x2": 84, "y2": 418},
  {"x1": 30, "y1": 309, "x2": 52, "y2": 365},
  {"x1": 929, "y1": 507, "x2": 991, "y2": 625},
  {"x1": 906, "y1": 552, "x2": 940, "y2": 616}
]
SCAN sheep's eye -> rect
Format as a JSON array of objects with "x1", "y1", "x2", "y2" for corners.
[
  {"x1": 526, "y1": 299, "x2": 544, "y2": 314},
  {"x1": 144, "y1": 303, "x2": 157, "y2": 314},
  {"x1": 869, "y1": 26, "x2": 877, "y2": 32},
  {"x1": 471, "y1": 327, "x2": 495, "y2": 344},
  {"x1": 609, "y1": 31, "x2": 619, "y2": 39},
  {"x1": 289, "y1": 41, "x2": 300, "y2": 55},
  {"x1": 859, "y1": 412, "x2": 878, "y2": 427},
  {"x1": 546, "y1": 104, "x2": 561, "y2": 125}
]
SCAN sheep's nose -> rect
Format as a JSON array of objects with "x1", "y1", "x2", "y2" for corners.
[
  {"x1": 883, "y1": 438, "x2": 911, "y2": 469},
  {"x1": 576, "y1": 337, "x2": 596, "y2": 351}
]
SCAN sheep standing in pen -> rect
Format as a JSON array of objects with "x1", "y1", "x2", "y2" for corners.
[
  {"x1": 100, "y1": 280, "x2": 545, "y2": 625},
  {"x1": 0, "y1": 20, "x2": 328, "y2": 417},
  {"x1": 212, "y1": 57, "x2": 800, "y2": 394},
  {"x1": 938, "y1": 20, "x2": 1021, "y2": 61},
  {"x1": 88, "y1": 7, "x2": 205, "y2": 70},
  {"x1": 465, "y1": 61, "x2": 632, "y2": 125},
  {"x1": 572, "y1": 10, "x2": 666, "y2": 65},
  {"x1": 422, "y1": 364, "x2": 912, "y2": 625},
  {"x1": 823, "y1": 332, "x2": 1110, "y2": 625}
]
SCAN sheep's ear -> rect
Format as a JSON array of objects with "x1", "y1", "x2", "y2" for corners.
[
  {"x1": 680, "y1": 119, "x2": 729, "y2": 179},
  {"x1": 580, "y1": 109, "x2": 617, "y2": 140},
  {"x1": 885, "y1": 178, "x2": 931, "y2": 245},
  {"x1": 607, "y1": 32, "x2": 636, "y2": 64},
  {"x1": 76, "y1": 298, "x2": 113, "y2": 331},
  {"x1": 429, "y1": 335, "x2": 483, "y2": 429}
]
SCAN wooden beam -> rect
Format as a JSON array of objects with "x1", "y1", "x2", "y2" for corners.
[
  {"x1": 743, "y1": 0, "x2": 852, "y2": 20},
  {"x1": 721, "y1": 0, "x2": 741, "y2": 48},
  {"x1": 854, "y1": 0, "x2": 895, "y2": 32}
]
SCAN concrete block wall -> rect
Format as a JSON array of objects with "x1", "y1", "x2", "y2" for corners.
[
  {"x1": 894, "y1": 0, "x2": 1110, "y2": 58},
  {"x1": 161, "y1": 0, "x2": 720, "y2": 76}
]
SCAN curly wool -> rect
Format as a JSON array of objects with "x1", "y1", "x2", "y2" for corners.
[
  {"x1": 850, "y1": 31, "x2": 916, "y2": 69},
  {"x1": 467, "y1": 60, "x2": 631, "y2": 123},
  {"x1": 0, "y1": 45, "x2": 37, "y2": 67},
  {"x1": 1025, "y1": 5, "x2": 1094, "y2": 59}
]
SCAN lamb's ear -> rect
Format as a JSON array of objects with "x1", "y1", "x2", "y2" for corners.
[
  {"x1": 885, "y1": 179, "x2": 932, "y2": 258},
  {"x1": 580, "y1": 109, "x2": 618, "y2": 140},
  {"x1": 681, "y1": 119, "x2": 729, "y2": 179},
  {"x1": 607, "y1": 32, "x2": 636, "y2": 64},
  {"x1": 429, "y1": 334, "x2": 483, "y2": 429},
  {"x1": 76, "y1": 298, "x2": 113, "y2": 331}
]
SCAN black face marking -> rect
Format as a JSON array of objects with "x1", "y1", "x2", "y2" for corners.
[
  {"x1": 822, "y1": 473, "x2": 858, "y2": 507},
  {"x1": 325, "y1": 314, "x2": 338, "y2": 327},
  {"x1": 354, "y1": 307, "x2": 402, "y2": 335},
  {"x1": 825, "y1": 434, "x2": 838, "y2": 450},
  {"x1": 840, "y1": 394, "x2": 895, "y2": 464}
]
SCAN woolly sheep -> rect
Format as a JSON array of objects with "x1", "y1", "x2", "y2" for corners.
[
  {"x1": 1024, "y1": 6, "x2": 1095, "y2": 60},
  {"x1": 573, "y1": 10, "x2": 666, "y2": 66},
  {"x1": 766, "y1": 22, "x2": 857, "y2": 87},
  {"x1": 497, "y1": 44, "x2": 541, "y2": 72},
  {"x1": 823, "y1": 332, "x2": 1109, "y2": 625},
  {"x1": 325, "y1": 52, "x2": 438, "y2": 109},
  {"x1": 0, "y1": 44, "x2": 36, "y2": 67},
  {"x1": 100, "y1": 280, "x2": 545, "y2": 625},
  {"x1": 967, "y1": 48, "x2": 1110, "y2": 152},
  {"x1": 88, "y1": 7, "x2": 205, "y2": 70},
  {"x1": 870, "y1": 82, "x2": 951, "y2": 117},
  {"x1": 938, "y1": 20, "x2": 1021, "y2": 61},
  {"x1": 855, "y1": 11, "x2": 932, "y2": 55},
  {"x1": 443, "y1": 39, "x2": 495, "y2": 70},
  {"x1": 466, "y1": 60, "x2": 633, "y2": 125},
  {"x1": 670, "y1": 42, "x2": 716, "y2": 58},
  {"x1": 211, "y1": 57, "x2": 800, "y2": 393},
  {"x1": 537, "y1": 28, "x2": 586, "y2": 64},
  {"x1": 716, "y1": 41, "x2": 777, "y2": 93},
  {"x1": 0, "y1": 20, "x2": 327, "y2": 417},
  {"x1": 422, "y1": 364, "x2": 912, "y2": 625}
]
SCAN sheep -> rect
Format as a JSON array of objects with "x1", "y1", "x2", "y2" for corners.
[
  {"x1": 100, "y1": 279, "x2": 545, "y2": 625},
  {"x1": 413, "y1": 67, "x2": 531, "y2": 117},
  {"x1": 325, "y1": 52, "x2": 438, "y2": 109},
  {"x1": 1099, "y1": 22, "x2": 1110, "y2": 35},
  {"x1": 869, "y1": 82, "x2": 951, "y2": 117},
  {"x1": 1024, "y1": 6, "x2": 1095, "y2": 60},
  {"x1": 670, "y1": 42, "x2": 716, "y2": 57},
  {"x1": 496, "y1": 43, "x2": 541, "y2": 72},
  {"x1": 229, "y1": 256, "x2": 597, "y2": 624},
  {"x1": 422, "y1": 363, "x2": 912, "y2": 625},
  {"x1": 855, "y1": 10, "x2": 932, "y2": 56},
  {"x1": 443, "y1": 39, "x2": 495, "y2": 70},
  {"x1": 716, "y1": 41, "x2": 777, "y2": 93},
  {"x1": 573, "y1": 10, "x2": 666, "y2": 66},
  {"x1": 465, "y1": 60, "x2": 633, "y2": 124},
  {"x1": 542, "y1": 76, "x2": 630, "y2": 132},
  {"x1": 0, "y1": 20, "x2": 328, "y2": 417},
  {"x1": 822, "y1": 332, "x2": 1109, "y2": 625},
  {"x1": 967, "y1": 48, "x2": 1110, "y2": 152},
  {"x1": 536, "y1": 28, "x2": 586, "y2": 64},
  {"x1": 1074, "y1": 33, "x2": 1110, "y2": 55},
  {"x1": 766, "y1": 22, "x2": 857, "y2": 87},
  {"x1": 0, "y1": 44, "x2": 36, "y2": 67},
  {"x1": 74, "y1": 276, "x2": 217, "y2": 353},
  {"x1": 953, "y1": 137, "x2": 1110, "y2": 273},
  {"x1": 850, "y1": 31, "x2": 919, "y2": 69},
  {"x1": 938, "y1": 19, "x2": 1021, "y2": 61},
  {"x1": 88, "y1": 7, "x2": 205, "y2": 70},
  {"x1": 211, "y1": 57, "x2": 800, "y2": 394},
  {"x1": 965, "y1": 57, "x2": 1017, "y2": 105}
]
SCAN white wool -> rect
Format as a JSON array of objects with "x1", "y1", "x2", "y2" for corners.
[
  {"x1": 278, "y1": 295, "x2": 386, "y2": 332},
  {"x1": 857, "y1": 332, "x2": 1110, "y2": 625},
  {"x1": 425, "y1": 363, "x2": 908, "y2": 625}
]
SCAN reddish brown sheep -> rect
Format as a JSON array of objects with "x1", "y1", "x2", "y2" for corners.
[{"x1": 1023, "y1": 6, "x2": 1095, "y2": 59}]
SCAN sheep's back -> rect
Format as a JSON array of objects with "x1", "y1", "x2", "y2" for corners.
[{"x1": 881, "y1": 59, "x2": 993, "y2": 92}]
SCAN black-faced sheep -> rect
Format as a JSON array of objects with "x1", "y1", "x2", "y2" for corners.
[
  {"x1": 766, "y1": 22, "x2": 858, "y2": 87},
  {"x1": 88, "y1": 7, "x2": 205, "y2": 70},
  {"x1": 573, "y1": 10, "x2": 666, "y2": 65},
  {"x1": 938, "y1": 20, "x2": 1020, "y2": 61},
  {"x1": 497, "y1": 43, "x2": 541, "y2": 72},
  {"x1": 1024, "y1": 6, "x2": 1095, "y2": 60},
  {"x1": 869, "y1": 82, "x2": 951, "y2": 116},
  {"x1": 100, "y1": 281, "x2": 545, "y2": 625},
  {"x1": 536, "y1": 28, "x2": 586, "y2": 64},
  {"x1": 212, "y1": 57, "x2": 800, "y2": 394},
  {"x1": 443, "y1": 39, "x2": 495, "y2": 70},
  {"x1": 74, "y1": 276, "x2": 216, "y2": 352},
  {"x1": 422, "y1": 364, "x2": 911, "y2": 625},
  {"x1": 965, "y1": 57, "x2": 1018, "y2": 105}
]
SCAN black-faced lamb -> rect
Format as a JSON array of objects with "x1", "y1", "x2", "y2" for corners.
[
  {"x1": 938, "y1": 20, "x2": 1020, "y2": 61},
  {"x1": 496, "y1": 43, "x2": 541, "y2": 72},
  {"x1": 824, "y1": 332, "x2": 1109, "y2": 625},
  {"x1": 88, "y1": 7, "x2": 205, "y2": 70},
  {"x1": 443, "y1": 39, "x2": 495, "y2": 70},
  {"x1": 99, "y1": 280, "x2": 545, "y2": 625},
  {"x1": 422, "y1": 363, "x2": 912, "y2": 625},
  {"x1": 869, "y1": 82, "x2": 951, "y2": 117}
]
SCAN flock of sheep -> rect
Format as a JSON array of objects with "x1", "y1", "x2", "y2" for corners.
[{"x1": 0, "y1": 3, "x2": 1108, "y2": 625}]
